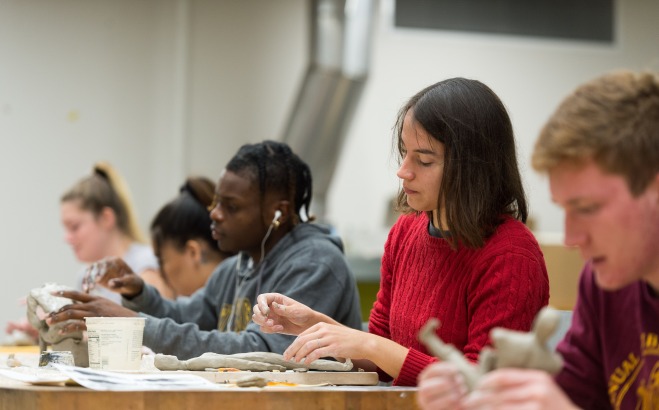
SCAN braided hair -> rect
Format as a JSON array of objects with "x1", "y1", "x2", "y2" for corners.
[{"x1": 226, "y1": 140, "x2": 314, "y2": 224}]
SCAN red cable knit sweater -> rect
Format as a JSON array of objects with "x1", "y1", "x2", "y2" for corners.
[{"x1": 368, "y1": 213, "x2": 549, "y2": 386}]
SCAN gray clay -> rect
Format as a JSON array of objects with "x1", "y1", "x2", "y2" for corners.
[
  {"x1": 418, "y1": 306, "x2": 564, "y2": 392},
  {"x1": 27, "y1": 283, "x2": 88, "y2": 367},
  {"x1": 154, "y1": 351, "x2": 353, "y2": 372}
]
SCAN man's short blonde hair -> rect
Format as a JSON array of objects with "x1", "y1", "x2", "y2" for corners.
[{"x1": 532, "y1": 70, "x2": 659, "y2": 195}]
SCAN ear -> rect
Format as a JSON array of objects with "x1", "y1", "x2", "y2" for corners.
[
  {"x1": 98, "y1": 207, "x2": 117, "y2": 230},
  {"x1": 271, "y1": 200, "x2": 292, "y2": 227},
  {"x1": 185, "y1": 240, "x2": 203, "y2": 264}
]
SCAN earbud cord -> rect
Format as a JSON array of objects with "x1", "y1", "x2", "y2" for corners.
[{"x1": 226, "y1": 220, "x2": 277, "y2": 332}]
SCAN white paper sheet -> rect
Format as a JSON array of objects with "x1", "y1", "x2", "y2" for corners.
[{"x1": 51, "y1": 364, "x2": 225, "y2": 391}]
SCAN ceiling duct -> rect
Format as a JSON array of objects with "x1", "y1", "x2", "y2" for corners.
[{"x1": 282, "y1": 0, "x2": 375, "y2": 223}]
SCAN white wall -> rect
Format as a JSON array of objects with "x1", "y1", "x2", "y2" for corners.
[
  {"x1": 185, "y1": 0, "x2": 306, "y2": 181},
  {"x1": 0, "y1": 0, "x2": 657, "y2": 328},
  {"x1": 0, "y1": 0, "x2": 183, "y2": 328},
  {"x1": 326, "y1": 0, "x2": 659, "y2": 255}
]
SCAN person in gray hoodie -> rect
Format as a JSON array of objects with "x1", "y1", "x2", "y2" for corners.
[{"x1": 47, "y1": 140, "x2": 362, "y2": 360}]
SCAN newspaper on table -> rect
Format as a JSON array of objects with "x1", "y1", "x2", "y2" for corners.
[
  {"x1": 0, "y1": 367, "x2": 69, "y2": 386},
  {"x1": 51, "y1": 364, "x2": 224, "y2": 391}
]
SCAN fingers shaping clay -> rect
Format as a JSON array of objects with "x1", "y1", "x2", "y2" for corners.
[
  {"x1": 27, "y1": 282, "x2": 88, "y2": 367},
  {"x1": 418, "y1": 306, "x2": 564, "y2": 392}
]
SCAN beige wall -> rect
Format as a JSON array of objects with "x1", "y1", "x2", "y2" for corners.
[{"x1": 539, "y1": 243, "x2": 584, "y2": 310}]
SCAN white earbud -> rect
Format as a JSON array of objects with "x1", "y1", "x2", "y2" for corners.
[{"x1": 272, "y1": 210, "x2": 282, "y2": 228}]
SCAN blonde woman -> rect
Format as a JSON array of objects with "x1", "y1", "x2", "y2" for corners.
[
  {"x1": 61, "y1": 162, "x2": 173, "y2": 300},
  {"x1": 5, "y1": 162, "x2": 172, "y2": 344}
]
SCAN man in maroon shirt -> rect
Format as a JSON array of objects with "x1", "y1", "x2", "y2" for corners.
[{"x1": 417, "y1": 71, "x2": 659, "y2": 409}]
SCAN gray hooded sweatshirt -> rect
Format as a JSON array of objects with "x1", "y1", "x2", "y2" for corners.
[{"x1": 122, "y1": 223, "x2": 362, "y2": 359}]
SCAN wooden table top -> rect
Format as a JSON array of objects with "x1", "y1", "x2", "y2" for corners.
[
  {"x1": 0, "y1": 385, "x2": 417, "y2": 410},
  {"x1": 0, "y1": 382, "x2": 418, "y2": 410},
  {"x1": 0, "y1": 349, "x2": 419, "y2": 409}
]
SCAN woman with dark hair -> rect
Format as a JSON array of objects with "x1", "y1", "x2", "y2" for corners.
[
  {"x1": 150, "y1": 177, "x2": 233, "y2": 298},
  {"x1": 253, "y1": 78, "x2": 549, "y2": 386},
  {"x1": 418, "y1": 70, "x2": 659, "y2": 410}
]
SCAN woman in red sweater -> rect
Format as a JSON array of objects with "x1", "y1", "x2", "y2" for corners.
[{"x1": 253, "y1": 77, "x2": 549, "y2": 386}]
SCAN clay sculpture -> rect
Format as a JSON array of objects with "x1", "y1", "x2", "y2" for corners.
[
  {"x1": 155, "y1": 353, "x2": 287, "y2": 372},
  {"x1": 154, "y1": 351, "x2": 353, "y2": 372},
  {"x1": 418, "y1": 306, "x2": 564, "y2": 391},
  {"x1": 26, "y1": 283, "x2": 89, "y2": 367}
]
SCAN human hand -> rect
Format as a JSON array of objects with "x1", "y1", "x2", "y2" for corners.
[
  {"x1": 283, "y1": 322, "x2": 368, "y2": 364},
  {"x1": 45, "y1": 290, "x2": 138, "y2": 334},
  {"x1": 417, "y1": 362, "x2": 468, "y2": 410},
  {"x1": 253, "y1": 293, "x2": 324, "y2": 335},
  {"x1": 462, "y1": 369, "x2": 578, "y2": 410},
  {"x1": 5, "y1": 319, "x2": 38, "y2": 338},
  {"x1": 83, "y1": 257, "x2": 144, "y2": 298},
  {"x1": 4, "y1": 319, "x2": 39, "y2": 343}
]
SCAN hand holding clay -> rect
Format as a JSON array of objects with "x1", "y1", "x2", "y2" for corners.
[
  {"x1": 4, "y1": 318, "x2": 39, "y2": 344},
  {"x1": 481, "y1": 307, "x2": 563, "y2": 374},
  {"x1": 418, "y1": 318, "x2": 482, "y2": 391},
  {"x1": 26, "y1": 283, "x2": 84, "y2": 345},
  {"x1": 253, "y1": 292, "x2": 329, "y2": 336},
  {"x1": 83, "y1": 257, "x2": 144, "y2": 297},
  {"x1": 418, "y1": 306, "x2": 564, "y2": 393},
  {"x1": 46, "y1": 290, "x2": 138, "y2": 334},
  {"x1": 417, "y1": 362, "x2": 468, "y2": 410},
  {"x1": 283, "y1": 322, "x2": 368, "y2": 365},
  {"x1": 461, "y1": 368, "x2": 579, "y2": 410}
]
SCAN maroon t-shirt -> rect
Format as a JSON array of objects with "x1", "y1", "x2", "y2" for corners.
[{"x1": 555, "y1": 262, "x2": 659, "y2": 409}]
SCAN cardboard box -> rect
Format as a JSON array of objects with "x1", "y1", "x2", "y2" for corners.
[{"x1": 539, "y1": 241, "x2": 584, "y2": 310}]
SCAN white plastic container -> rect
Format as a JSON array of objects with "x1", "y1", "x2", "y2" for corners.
[{"x1": 85, "y1": 317, "x2": 146, "y2": 371}]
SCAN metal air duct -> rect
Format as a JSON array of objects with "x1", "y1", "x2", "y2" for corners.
[{"x1": 282, "y1": 0, "x2": 376, "y2": 223}]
